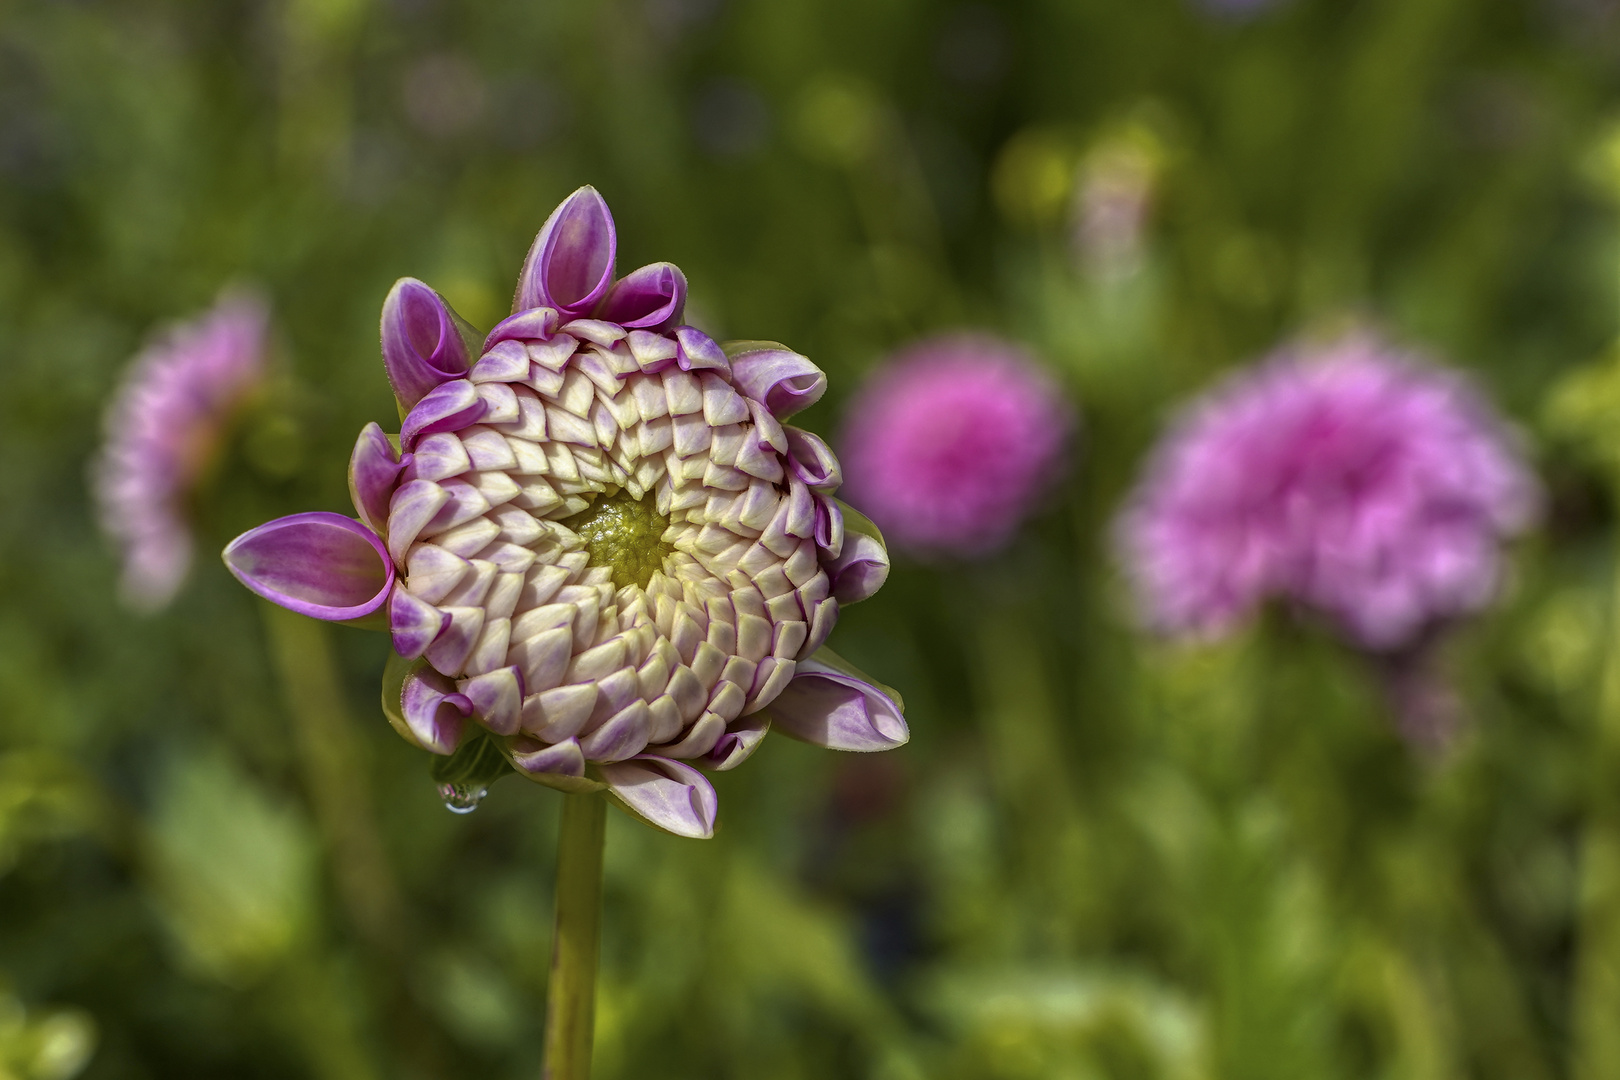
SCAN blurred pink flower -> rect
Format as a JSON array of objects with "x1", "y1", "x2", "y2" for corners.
[
  {"x1": 1117, "y1": 333, "x2": 1539, "y2": 651},
  {"x1": 94, "y1": 292, "x2": 269, "y2": 611},
  {"x1": 839, "y1": 334, "x2": 1075, "y2": 558}
]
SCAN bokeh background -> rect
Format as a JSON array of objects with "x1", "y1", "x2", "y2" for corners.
[{"x1": 6, "y1": 0, "x2": 1620, "y2": 1077}]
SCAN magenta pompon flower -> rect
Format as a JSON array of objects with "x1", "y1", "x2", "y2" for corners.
[
  {"x1": 95, "y1": 291, "x2": 270, "y2": 612},
  {"x1": 838, "y1": 333, "x2": 1075, "y2": 559},
  {"x1": 1117, "y1": 332, "x2": 1539, "y2": 652},
  {"x1": 222, "y1": 187, "x2": 904, "y2": 838}
]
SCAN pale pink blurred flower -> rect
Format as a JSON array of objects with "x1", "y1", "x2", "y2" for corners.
[
  {"x1": 94, "y1": 292, "x2": 269, "y2": 612},
  {"x1": 1118, "y1": 332, "x2": 1539, "y2": 651},
  {"x1": 839, "y1": 334, "x2": 1075, "y2": 559}
]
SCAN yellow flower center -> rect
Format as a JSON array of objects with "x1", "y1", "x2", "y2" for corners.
[{"x1": 558, "y1": 488, "x2": 674, "y2": 592}]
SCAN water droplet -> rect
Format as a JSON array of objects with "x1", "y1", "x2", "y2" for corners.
[{"x1": 438, "y1": 782, "x2": 488, "y2": 814}]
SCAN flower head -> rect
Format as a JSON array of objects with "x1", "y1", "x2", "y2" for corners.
[
  {"x1": 839, "y1": 334, "x2": 1074, "y2": 559},
  {"x1": 1118, "y1": 332, "x2": 1539, "y2": 651},
  {"x1": 223, "y1": 187, "x2": 904, "y2": 838},
  {"x1": 95, "y1": 292, "x2": 269, "y2": 611}
]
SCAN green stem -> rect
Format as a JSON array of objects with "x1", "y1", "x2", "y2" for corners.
[{"x1": 544, "y1": 792, "x2": 607, "y2": 1080}]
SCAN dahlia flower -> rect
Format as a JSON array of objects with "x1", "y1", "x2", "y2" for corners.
[
  {"x1": 1118, "y1": 333, "x2": 1538, "y2": 651},
  {"x1": 95, "y1": 292, "x2": 269, "y2": 612},
  {"x1": 222, "y1": 187, "x2": 904, "y2": 838},
  {"x1": 839, "y1": 334, "x2": 1073, "y2": 558}
]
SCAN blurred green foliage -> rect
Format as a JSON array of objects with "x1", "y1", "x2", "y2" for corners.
[{"x1": 4, "y1": 0, "x2": 1620, "y2": 1077}]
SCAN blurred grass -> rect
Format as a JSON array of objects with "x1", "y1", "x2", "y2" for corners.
[{"x1": 3, "y1": 0, "x2": 1620, "y2": 1077}]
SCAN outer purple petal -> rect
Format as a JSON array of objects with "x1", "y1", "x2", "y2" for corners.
[
  {"x1": 399, "y1": 666, "x2": 472, "y2": 755},
  {"x1": 348, "y1": 422, "x2": 404, "y2": 532},
  {"x1": 727, "y1": 343, "x2": 828, "y2": 417},
  {"x1": 400, "y1": 379, "x2": 486, "y2": 447},
  {"x1": 514, "y1": 186, "x2": 617, "y2": 318},
  {"x1": 768, "y1": 652, "x2": 908, "y2": 751},
  {"x1": 825, "y1": 501, "x2": 889, "y2": 604},
  {"x1": 703, "y1": 715, "x2": 770, "y2": 772},
  {"x1": 389, "y1": 585, "x2": 451, "y2": 658},
  {"x1": 598, "y1": 262, "x2": 687, "y2": 330},
  {"x1": 814, "y1": 494, "x2": 846, "y2": 559},
  {"x1": 599, "y1": 755, "x2": 718, "y2": 839},
  {"x1": 381, "y1": 278, "x2": 472, "y2": 409},
  {"x1": 785, "y1": 427, "x2": 842, "y2": 491},
  {"x1": 223, "y1": 512, "x2": 394, "y2": 620}
]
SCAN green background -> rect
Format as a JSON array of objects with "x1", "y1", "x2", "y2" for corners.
[{"x1": 3, "y1": 0, "x2": 1620, "y2": 1076}]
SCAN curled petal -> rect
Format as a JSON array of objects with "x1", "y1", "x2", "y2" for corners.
[
  {"x1": 599, "y1": 262, "x2": 687, "y2": 330},
  {"x1": 768, "y1": 649, "x2": 907, "y2": 752},
  {"x1": 726, "y1": 342, "x2": 827, "y2": 417},
  {"x1": 484, "y1": 307, "x2": 560, "y2": 351},
  {"x1": 399, "y1": 666, "x2": 472, "y2": 755},
  {"x1": 389, "y1": 585, "x2": 450, "y2": 659},
  {"x1": 400, "y1": 379, "x2": 486, "y2": 447},
  {"x1": 348, "y1": 422, "x2": 403, "y2": 532},
  {"x1": 814, "y1": 494, "x2": 845, "y2": 559},
  {"x1": 515, "y1": 186, "x2": 617, "y2": 318},
  {"x1": 381, "y1": 653, "x2": 471, "y2": 755},
  {"x1": 381, "y1": 278, "x2": 473, "y2": 409},
  {"x1": 826, "y1": 500, "x2": 889, "y2": 604},
  {"x1": 223, "y1": 512, "x2": 393, "y2": 620},
  {"x1": 675, "y1": 326, "x2": 728, "y2": 372},
  {"x1": 703, "y1": 715, "x2": 770, "y2": 772},
  {"x1": 599, "y1": 755, "x2": 718, "y2": 839},
  {"x1": 786, "y1": 427, "x2": 842, "y2": 491}
]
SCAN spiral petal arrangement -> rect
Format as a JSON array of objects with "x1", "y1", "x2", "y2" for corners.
[{"x1": 223, "y1": 187, "x2": 903, "y2": 838}]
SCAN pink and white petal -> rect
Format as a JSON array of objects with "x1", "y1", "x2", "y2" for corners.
[
  {"x1": 348, "y1": 422, "x2": 403, "y2": 531},
  {"x1": 825, "y1": 501, "x2": 889, "y2": 604},
  {"x1": 725, "y1": 343, "x2": 827, "y2": 417},
  {"x1": 397, "y1": 664, "x2": 472, "y2": 755},
  {"x1": 515, "y1": 186, "x2": 617, "y2": 318},
  {"x1": 223, "y1": 512, "x2": 393, "y2": 621},
  {"x1": 785, "y1": 427, "x2": 841, "y2": 491},
  {"x1": 462, "y1": 666, "x2": 526, "y2": 735},
  {"x1": 767, "y1": 650, "x2": 907, "y2": 752},
  {"x1": 702, "y1": 715, "x2": 770, "y2": 772},
  {"x1": 389, "y1": 585, "x2": 451, "y2": 659},
  {"x1": 599, "y1": 261, "x2": 687, "y2": 330},
  {"x1": 599, "y1": 755, "x2": 718, "y2": 839},
  {"x1": 380, "y1": 278, "x2": 472, "y2": 409}
]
